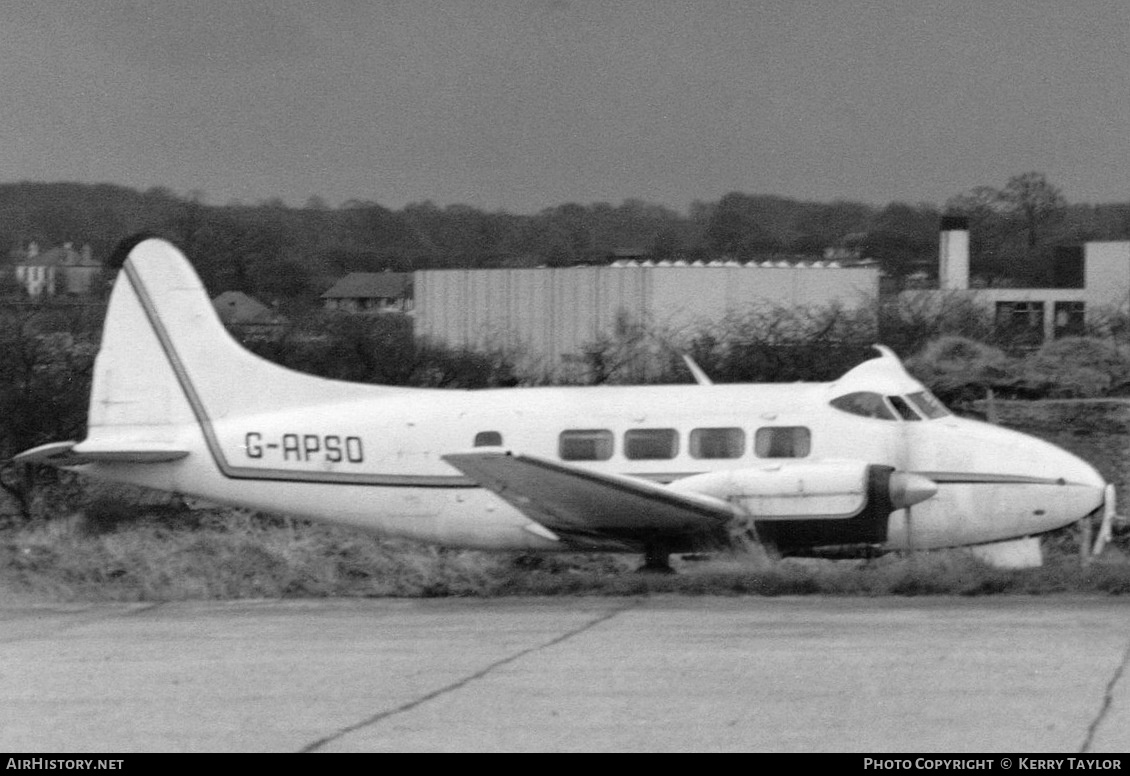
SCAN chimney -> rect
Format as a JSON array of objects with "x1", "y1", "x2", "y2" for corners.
[{"x1": 939, "y1": 215, "x2": 969, "y2": 290}]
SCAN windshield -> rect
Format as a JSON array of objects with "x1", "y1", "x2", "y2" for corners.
[
  {"x1": 831, "y1": 390, "x2": 950, "y2": 421},
  {"x1": 906, "y1": 391, "x2": 950, "y2": 419},
  {"x1": 887, "y1": 395, "x2": 922, "y2": 421}
]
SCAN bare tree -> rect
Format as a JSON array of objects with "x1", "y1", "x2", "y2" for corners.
[
  {"x1": 0, "y1": 309, "x2": 96, "y2": 521},
  {"x1": 1000, "y1": 171, "x2": 1066, "y2": 252}
]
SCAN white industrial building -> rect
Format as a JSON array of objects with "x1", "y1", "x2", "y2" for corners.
[
  {"x1": 909, "y1": 216, "x2": 1130, "y2": 341},
  {"x1": 414, "y1": 261, "x2": 879, "y2": 378},
  {"x1": 412, "y1": 219, "x2": 1130, "y2": 378}
]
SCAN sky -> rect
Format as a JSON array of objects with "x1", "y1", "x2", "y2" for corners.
[{"x1": 3, "y1": 0, "x2": 1129, "y2": 213}]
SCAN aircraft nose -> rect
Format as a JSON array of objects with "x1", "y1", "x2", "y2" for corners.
[
  {"x1": 1051, "y1": 445, "x2": 1107, "y2": 519},
  {"x1": 1056, "y1": 445, "x2": 1106, "y2": 490},
  {"x1": 933, "y1": 419, "x2": 1108, "y2": 529},
  {"x1": 991, "y1": 441, "x2": 1107, "y2": 536},
  {"x1": 975, "y1": 418, "x2": 1106, "y2": 495}
]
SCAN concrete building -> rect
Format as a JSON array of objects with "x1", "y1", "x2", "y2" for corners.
[
  {"x1": 414, "y1": 261, "x2": 879, "y2": 377},
  {"x1": 905, "y1": 217, "x2": 1130, "y2": 341}
]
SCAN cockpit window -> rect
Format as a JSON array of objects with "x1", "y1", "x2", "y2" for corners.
[
  {"x1": 907, "y1": 391, "x2": 950, "y2": 419},
  {"x1": 887, "y1": 395, "x2": 922, "y2": 421},
  {"x1": 829, "y1": 392, "x2": 896, "y2": 420}
]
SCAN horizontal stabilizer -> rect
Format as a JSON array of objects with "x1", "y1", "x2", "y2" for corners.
[
  {"x1": 441, "y1": 451, "x2": 734, "y2": 541},
  {"x1": 15, "y1": 441, "x2": 188, "y2": 467}
]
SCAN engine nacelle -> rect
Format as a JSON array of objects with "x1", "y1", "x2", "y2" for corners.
[{"x1": 669, "y1": 460, "x2": 936, "y2": 550}]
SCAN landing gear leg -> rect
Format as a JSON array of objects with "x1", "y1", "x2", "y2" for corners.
[
  {"x1": 639, "y1": 542, "x2": 675, "y2": 574},
  {"x1": 1079, "y1": 512, "x2": 1094, "y2": 567}
]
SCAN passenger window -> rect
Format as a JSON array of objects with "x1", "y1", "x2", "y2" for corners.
[
  {"x1": 829, "y1": 392, "x2": 896, "y2": 420},
  {"x1": 559, "y1": 429, "x2": 614, "y2": 461},
  {"x1": 689, "y1": 427, "x2": 745, "y2": 459},
  {"x1": 887, "y1": 395, "x2": 922, "y2": 421},
  {"x1": 755, "y1": 427, "x2": 811, "y2": 458},
  {"x1": 473, "y1": 431, "x2": 503, "y2": 447},
  {"x1": 624, "y1": 428, "x2": 679, "y2": 460}
]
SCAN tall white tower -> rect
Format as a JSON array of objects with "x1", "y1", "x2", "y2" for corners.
[{"x1": 938, "y1": 215, "x2": 970, "y2": 290}]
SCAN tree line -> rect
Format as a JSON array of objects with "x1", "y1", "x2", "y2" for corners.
[{"x1": 2, "y1": 175, "x2": 1128, "y2": 311}]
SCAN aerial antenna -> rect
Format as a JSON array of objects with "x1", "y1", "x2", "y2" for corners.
[
  {"x1": 681, "y1": 354, "x2": 714, "y2": 386},
  {"x1": 623, "y1": 320, "x2": 714, "y2": 386}
]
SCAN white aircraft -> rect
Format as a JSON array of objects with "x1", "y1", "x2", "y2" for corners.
[{"x1": 16, "y1": 237, "x2": 1118, "y2": 570}]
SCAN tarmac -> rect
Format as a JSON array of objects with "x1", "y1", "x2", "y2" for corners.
[{"x1": 0, "y1": 596, "x2": 1127, "y2": 753}]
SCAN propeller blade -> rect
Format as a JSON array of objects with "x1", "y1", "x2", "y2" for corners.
[{"x1": 1092, "y1": 483, "x2": 1118, "y2": 558}]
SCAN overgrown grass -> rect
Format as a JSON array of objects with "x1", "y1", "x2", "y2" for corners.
[
  {"x1": 0, "y1": 509, "x2": 501, "y2": 601},
  {"x1": 2, "y1": 506, "x2": 1127, "y2": 602}
]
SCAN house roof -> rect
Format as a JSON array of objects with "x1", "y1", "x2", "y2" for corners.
[
  {"x1": 212, "y1": 291, "x2": 281, "y2": 325},
  {"x1": 321, "y1": 272, "x2": 412, "y2": 299}
]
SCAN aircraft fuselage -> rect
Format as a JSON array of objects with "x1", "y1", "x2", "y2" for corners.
[
  {"x1": 27, "y1": 238, "x2": 1107, "y2": 563},
  {"x1": 83, "y1": 381, "x2": 1105, "y2": 555}
]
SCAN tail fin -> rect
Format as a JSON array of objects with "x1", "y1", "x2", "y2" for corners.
[{"x1": 85, "y1": 237, "x2": 385, "y2": 449}]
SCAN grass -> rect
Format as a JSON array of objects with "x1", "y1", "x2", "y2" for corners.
[
  {"x1": 2, "y1": 504, "x2": 1128, "y2": 602},
  {"x1": 1, "y1": 509, "x2": 501, "y2": 601}
]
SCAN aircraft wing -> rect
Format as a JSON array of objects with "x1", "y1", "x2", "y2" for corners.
[
  {"x1": 442, "y1": 451, "x2": 735, "y2": 542},
  {"x1": 14, "y1": 441, "x2": 189, "y2": 466}
]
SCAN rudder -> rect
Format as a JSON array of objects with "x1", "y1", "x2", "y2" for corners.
[{"x1": 87, "y1": 237, "x2": 388, "y2": 446}]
